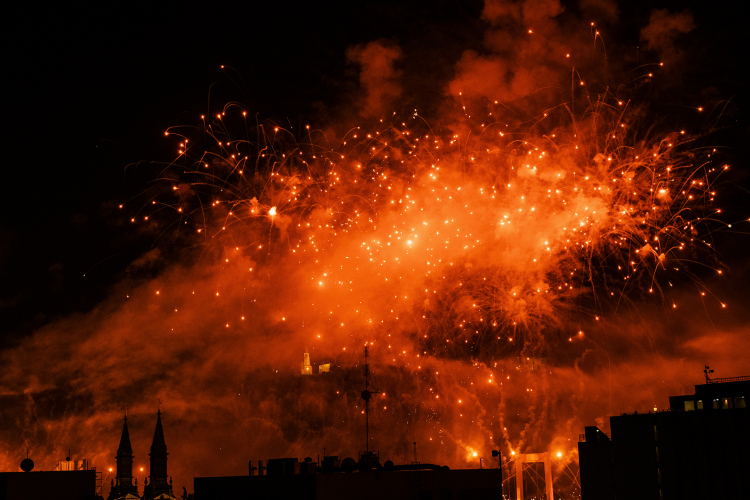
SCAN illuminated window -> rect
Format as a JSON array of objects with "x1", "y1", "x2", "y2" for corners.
[
  {"x1": 684, "y1": 400, "x2": 695, "y2": 411},
  {"x1": 722, "y1": 398, "x2": 733, "y2": 409},
  {"x1": 713, "y1": 399, "x2": 720, "y2": 409},
  {"x1": 696, "y1": 400, "x2": 703, "y2": 410},
  {"x1": 735, "y1": 396, "x2": 746, "y2": 408}
]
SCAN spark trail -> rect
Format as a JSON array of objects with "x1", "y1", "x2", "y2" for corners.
[
  {"x1": 143, "y1": 87, "x2": 728, "y2": 361},
  {"x1": 2, "y1": 19, "x2": 745, "y2": 498}
]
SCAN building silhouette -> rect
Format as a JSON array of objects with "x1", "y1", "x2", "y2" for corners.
[
  {"x1": 108, "y1": 415, "x2": 140, "y2": 500},
  {"x1": 106, "y1": 410, "x2": 177, "y2": 500},
  {"x1": 142, "y1": 410, "x2": 176, "y2": 500},
  {"x1": 578, "y1": 374, "x2": 749, "y2": 499},
  {"x1": 195, "y1": 454, "x2": 504, "y2": 500},
  {"x1": 0, "y1": 469, "x2": 100, "y2": 500},
  {"x1": 1, "y1": 452, "x2": 102, "y2": 500},
  {"x1": 1, "y1": 411, "x2": 179, "y2": 500}
]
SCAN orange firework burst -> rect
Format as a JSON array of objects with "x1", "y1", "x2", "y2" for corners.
[{"x1": 131, "y1": 71, "x2": 728, "y2": 361}]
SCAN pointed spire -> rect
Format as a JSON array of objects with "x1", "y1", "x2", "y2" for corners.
[
  {"x1": 151, "y1": 409, "x2": 167, "y2": 453},
  {"x1": 146, "y1": 409, "x2": 172, "y2": 499},
  {"x1": 118, "y1": 415, "x2": 133, "y2": 453},
  {"x1": 110, "y1": 413, "x2": 138, "y2": 500}
]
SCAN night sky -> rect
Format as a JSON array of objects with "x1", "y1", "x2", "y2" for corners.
[
  {"x1": 2, "y1": 2, "x2": 485, "y2": 338},
  {"x1": 2, "y1": 0, "x2": 749, "y2": 496}
]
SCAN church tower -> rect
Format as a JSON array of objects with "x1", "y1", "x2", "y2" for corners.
[
  {"x1": 142, "y1": 409, "x2": 175, "y2": 500},
  {"x1": 107, "y1": 415, "x2": 140, "y2": 500}
]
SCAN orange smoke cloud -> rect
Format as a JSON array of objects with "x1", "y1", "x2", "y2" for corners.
[
  {"x1": 347, "y1": 40, "x2": 403, "y2": 118},
  {"x1": 448, "y1": 0, "x2": 612, "y2": 105},
  {"x1": 1, "y1": 3, "x2": 744, "y2": 500},
  {"x1": 2, "y1": 267, "x2": 747, "y2": 495},
  {"x1": 640, "y1": 8, "x2": 695, "y2": 73}
]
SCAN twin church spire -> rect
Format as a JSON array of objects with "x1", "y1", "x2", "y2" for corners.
[
  {"x1": 108, "y1": 410, "x2": 175, "y2": 500},
  {"x1": 108, "y1": 415, "x2": 139, "y2": 500}
]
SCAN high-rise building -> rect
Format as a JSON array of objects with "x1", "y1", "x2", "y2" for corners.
[{"x1": 579, "y1": 375, "x2": 749, "y2": 499}]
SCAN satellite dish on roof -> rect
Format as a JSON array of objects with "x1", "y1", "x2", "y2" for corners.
[
  {"x1": 20, "y1": 458, "x2": 34, "y2": 472},
  {"x1": 342, "y1": 457, "x2": 356, "y2": 472}
]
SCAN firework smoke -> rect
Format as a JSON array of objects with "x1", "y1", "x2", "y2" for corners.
[
  {"x1": 151, "y1": 72, "x2": 727, "y2": 360},
  {"x1": 1, "y1": 2, "x2": 747, "y2": 499}
]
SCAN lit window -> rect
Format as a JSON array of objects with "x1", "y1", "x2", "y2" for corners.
[
  {"x1": 722, "y1": 398, "x2": 733, "y2": 409},
  {"x1": 713, "y1": 399, "x2": 720, "y2": 409},
  {"x1": 684, "y1": 400, "x2": 695, "y2": 411},
  {"x1": 735, "y1": 396, "x2": 746, "y2": 408},
  {"x1": 696, "y1": 400, "x2": 703, "y2": 410}
]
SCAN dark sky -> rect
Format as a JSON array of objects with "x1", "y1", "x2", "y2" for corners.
[
  {"x1": 2, "y1": 1, "x2": 747, "y2": 341},
  {"x1": 1, "y1": 1, "x2": 481, "y2": 341}
]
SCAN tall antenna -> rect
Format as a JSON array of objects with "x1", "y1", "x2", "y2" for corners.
[{"x1": 361, "y1": 346, "x2": 379, "y2": 453}]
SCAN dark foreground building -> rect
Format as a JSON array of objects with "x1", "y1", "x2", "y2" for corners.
[
  {"x1": 195, "y1": 455, "x2": 504, "y2": 500},
  {"x1": 0, "y1": 469, "x2": 99, "y2": 500},
  {"x1": 578, "y1": 375, "x2": 749, "y2": 499}
]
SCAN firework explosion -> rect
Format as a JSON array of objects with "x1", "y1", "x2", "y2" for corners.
[
  {"x1": 149, "y1": 87, "x2": 726, "y2": 360},
  {"x1": 2, "y1": 3, "x2": 747, "y2": 499}
]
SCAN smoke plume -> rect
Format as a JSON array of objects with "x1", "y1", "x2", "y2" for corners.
[{"x1": 0, "y1": 3, "x2": 745, "y2": 500}]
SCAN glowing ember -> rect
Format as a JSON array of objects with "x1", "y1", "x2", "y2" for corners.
[
  {"x1": 146, "y1": 91, "x2": 728, "y2": 360},
  {"x1": 1, "y1": 5, "x2": 746, "y2": 500}
]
